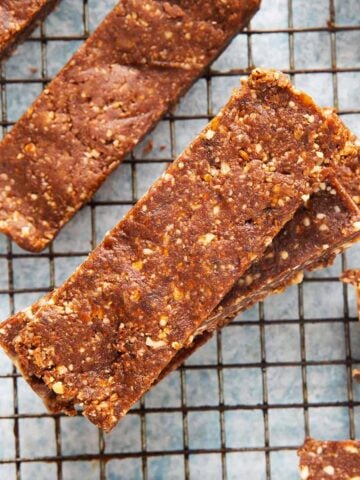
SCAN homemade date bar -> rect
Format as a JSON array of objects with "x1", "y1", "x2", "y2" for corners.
[
  {"x1": 3, "y1": 94, "x2": 360, "y2": 408},
  {"x1": 298, "y1": 438, "x2": 360, "y2": 479},
  {"x1": 167, "y1": 125, "x2": 360, "y2": 362},
  {"x1": 174, "y1": 135, "x2": 360, "y2": 339},
  {"x1": 6, "y1": 165, "x2": 360, "y2": 390},
  {"x1": 0, "y1": 69, "x2": 345, "y2": 430},
  {"x1": 0, "y1": 0, "x2": 260, "y2": 252},
  {"x1": 162, "y1": 185, "x2": 360, "y2": 376},
  {"x1": 0, "y1": 0, "x2": 60, "y2": 60},
  {"x1": 204, "y1": 183, "x2": 360, "y2": 334},
  {"x1": 162, "y1": 139, "x2": 360, "y2": 374},
  {"x1": 4, "y1": 160, "x2": 360, "y2": 400}
]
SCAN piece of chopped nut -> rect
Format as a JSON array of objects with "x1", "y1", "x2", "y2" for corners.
[
  {"x1": 323, "y1": 465, "x2": 335, "y2": 475},
  {"x1": 24, "y1": 142, "x2": 36, "y2": 154},
  {"x1": 344, "y1": 445, "x2": 359, "y2": 454},
  {"x1": 301, "y1": 194, "x2": 310, "y2": 203},
  {"x1": 159, "y1": 315, "x2": 169, "y2": 327},
  {"x1": 56, "y1": 365, "x2": 68, "y2": 375},
  {"x1": 146, "y1": 337, "x2": 167, "y2": 349},
  {"x1": 221, "y1": 162, "x2": 231, "y2": 174},
  {"x1": 52, "y1": 382, "x2": 64, "y2": 395},
  {"x1": 132, "y1": 260, "x2": 143, "y2": 271},
  {"x1": 130, "y1": 290, "x2": 140, "y2": 302},
  {"x1": 21, "y1": 226, "x2": 31, "y2": 237},
  {"x1": 173, "y1": 286, "x2": 184, "y2": 301},
  {"x1": 199, "y1": 233, "x2": 216, "y2": 246},
  {"x1": 205, "y1": 129, "x2": 215, "y2": 140},
  {"x1": 300, "y1": 466, "x2": 309, "y2": 480},
  {"x1": 213, "y1": 205, "x2": 220, "y2": 215}
]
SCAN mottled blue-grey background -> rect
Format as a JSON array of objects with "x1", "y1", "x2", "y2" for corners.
[{"x1": 0, "y1": 0, "x2": 359, "y2": 479}]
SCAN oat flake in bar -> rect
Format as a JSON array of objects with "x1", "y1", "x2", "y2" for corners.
[
  {"x1": 0, "y1": 0, "x2": 260, "y2": 252},
  {"x1": 298, "y1": 438, "x2": 360, "y2": 480},
  {"x1": 0, "y1": 0, "x2": 60, "y2": 60},
  {"x1": 0, "y1": 70, "x2": 355, "y2": 431}
]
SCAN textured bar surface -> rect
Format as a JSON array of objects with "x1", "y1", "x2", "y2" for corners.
[
  {"x1": 0, "y1": 69, "x2": 347, "y2": 430},
  {"x1": 0, "y1": 0, "x2": 260, "y2": 252},
  {"x1": 164, "y1": 117, "x2": 360, "y2": 371},
  {"x1": 205, "y1": 143, "x2": 360, "y2": 331},
  {"x1": 298, "y1": 438, "x2": 360, "y2": 479},
  {"x1": 0, "y1": 0, "x2": 59, "y2": 59},
  {"x1": 162, "y1": 188, "x2": 360, "y2": 376}
]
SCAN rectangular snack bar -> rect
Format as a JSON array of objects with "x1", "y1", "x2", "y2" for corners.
[
  {"x1": 0, "y1": 69, "x2": 346, "y2": 431},
  {"x1": 208, "y1": 117, "x2": 360, "y2": 331},
  {"x1": 0, "y1": 0, "x2": 60, "y2": 60},
  {"x1": 161, "y1": 125, "x2": 360, "y2": 371},
  {"x1": 161, "y1": 186, "x2": 360, "y2": 377},
  {"x1": 160, "y1": 140, "x2": 360, "y2": 375},
  {"x1": 6, "y1": 164, "x2": 360, "y2": 388},
  {"x1": 298, "y1": 438, "x2": 360, "y2": 479},
  {"x1": 0, "y1": 0, "x2": 260, "y2": 252}
]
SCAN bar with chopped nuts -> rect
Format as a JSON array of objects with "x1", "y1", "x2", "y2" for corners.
[
  {"x1": 298, "y1": 438, "x2": 360, "y2": 480},
  {"x1": 161, "y1": 136, "x2": 360, "y2": 373},
  {"x1": 0, "y1": 0, "x2": 260, "y2": 252},
  {"x1": 0, "y1": 0, "x2": 60, "y2": 60},
  {"x1": 0, "y1": 69, "x2": 349, "y2": 431},
  {"x1": 6, "y1": 152, "x2": 360, "y2": 388},
  {"x1": 161, "y1": 188, "x2": 360, "y2": 376}
]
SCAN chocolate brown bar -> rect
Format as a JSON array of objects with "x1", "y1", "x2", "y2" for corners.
[
  {"x1": 162, "y1": 186, "x2": 360, "y2": 377},
  {"x1": 0, "y1": 0, "x2": 260, "y2": 252},
  {"x1": 0, "y1": 0, "x2": 60, "y2": 60},
  {"x1": 298, "y1": 438, "x2": 360, "y2": 479},
  {"x1": 162, "y1": 135, "x2": 360, "y2": 373},
  {"x1": 341, "y1": 269, "x2": 360, "y2": 320},
  {"x1": 0, "y1": 69, "x2": 346, "y2": 431}
]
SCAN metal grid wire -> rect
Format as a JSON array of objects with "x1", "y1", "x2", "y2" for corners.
[{"x1": 0, "y1": 0, "x2": 359, "y2": 479}]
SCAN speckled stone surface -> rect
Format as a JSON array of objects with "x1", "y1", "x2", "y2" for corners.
[{"x1": 0, "y1": 0, "x2": 359, "y2": 479}]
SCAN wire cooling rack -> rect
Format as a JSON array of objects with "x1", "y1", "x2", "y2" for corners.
[{"x1": 0, "y1": 0, "x2": 359, "y2": 479}]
